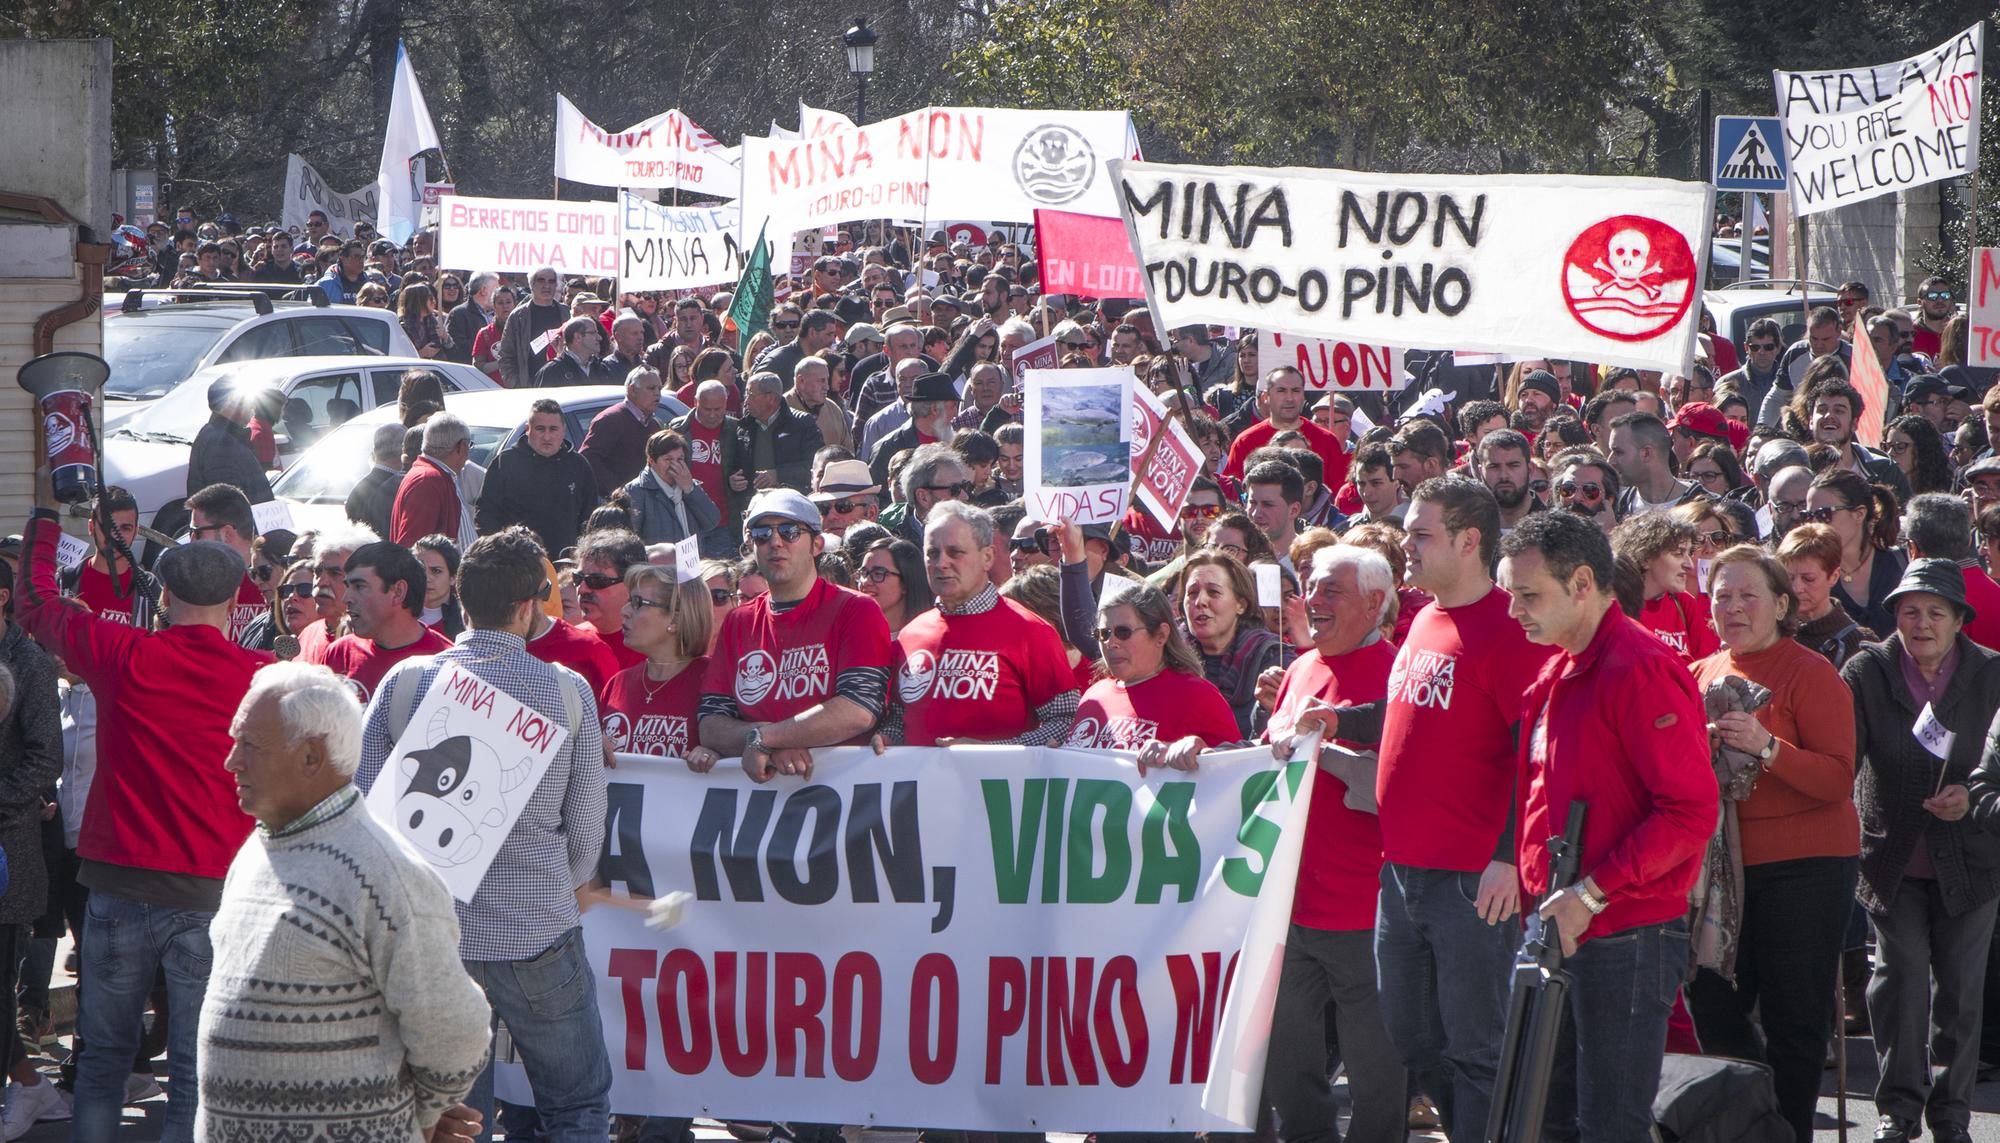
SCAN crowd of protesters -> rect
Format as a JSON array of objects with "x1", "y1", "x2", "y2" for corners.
[{"x1": 5, "y1": 203, "x2": 1998, "y2": 1143}]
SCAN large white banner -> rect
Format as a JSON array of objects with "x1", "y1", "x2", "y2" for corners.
[
  {"x1": 739, "y1": 107, "x2": 1135, "y2": 234},
  {"x1": 619, "y1": 193, "x2": 749, "y2": 290},
  {"x1": 281, "y1": 154, "x2": 377, "y2": 236},
  {"x1": 1773, "y1": 24, "x2": 1985, "y2": 118},
  {"x1": 437, "y1": 194, "x2": 621, "y2": 276},
  {"x1": 1776, "y1": 26, "x2": 1983, "y2": 217},
  {"x1": 1112, "y1": 160, "x2": 1713, "y2": 375},
  {"x1": 569, "y1": 745, "x2": 1311, "y2": 1129},
  {"x1": 555, "y1": 94, "x2": 741, "y2": 196}
]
